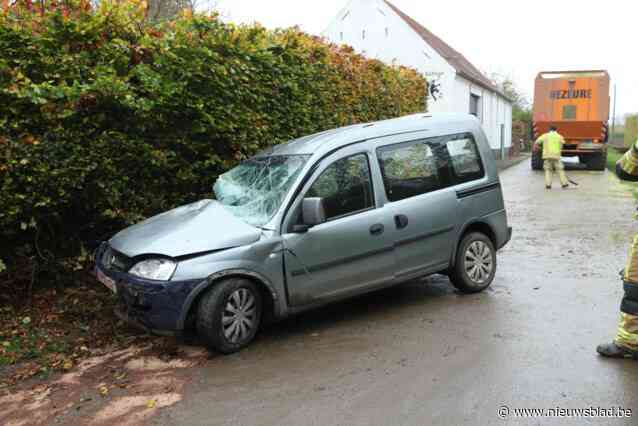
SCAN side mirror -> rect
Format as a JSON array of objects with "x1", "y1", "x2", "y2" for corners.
[
  {"x1": 302, "y1": 197, "x2": 326, "y2": 226},
  {"x1": 292, "y1": 197, "x2": 326, "y2": 233}
]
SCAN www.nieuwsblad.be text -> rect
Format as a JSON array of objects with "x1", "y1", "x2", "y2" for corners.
[{"x1": 498, "y1": 405, "x2": 632, "y2": 419}]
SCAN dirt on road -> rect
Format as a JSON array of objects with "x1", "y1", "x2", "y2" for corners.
[{"x1": 155, "y1": 162, "x2": 638, "y2": 426}]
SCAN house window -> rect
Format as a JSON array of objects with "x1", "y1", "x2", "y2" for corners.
[
  {"x1": 499, "y1": 124, "x2": 506, "y2": 159},
  {"x1": 563, "y1": 105, "x2": 577, "y2": 120},
  {"x1": 362, "y1": 29, "x2": 366, "y2": 39},
  {"x1": 469, "y1": 94, "x2": 482, "y2": 121}
]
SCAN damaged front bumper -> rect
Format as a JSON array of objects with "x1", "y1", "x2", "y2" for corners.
[{"x1": 94, "y1": 244, "x2": 202, "y2": 336}]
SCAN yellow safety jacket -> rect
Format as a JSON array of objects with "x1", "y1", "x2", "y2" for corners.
[
  {"x1": 618, "y1": 140, "x2": 638, "y2": 179},
  {"x1": 617, "y1": 141, "x2": 638, "y2": 285},
  {"x1": 535, "y1": 131, "x2": 565, "y2": 160}
]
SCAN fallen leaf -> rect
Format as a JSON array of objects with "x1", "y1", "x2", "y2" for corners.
[
  {"x1": 98, "y1": 385, "x2": 109, "y2": 397},
  {"x1": 63, "y1": 360, "x2": 73, "y2": 370},
  {"x1": 147, "y1": 399, "x2": 157, "y2": 409},
  {"x1": 22, "y1": 317, "x2": 31, "y2": 325}
]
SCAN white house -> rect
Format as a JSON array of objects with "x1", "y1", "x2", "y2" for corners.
[{"x1": 323, "y1": 0, "x2": 513, "y2": 155}]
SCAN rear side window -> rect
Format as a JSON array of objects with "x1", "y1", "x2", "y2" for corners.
[
  {"x1": 377, "y1": 141, "x2": 443, "y2": 202},
  {"x1": 444, "y1": 134, "x2": 485, "y2": 184},
  {"x1": 377, "y1": 132, "x2": 485, "y2": 202},
  {"x1": 306, "y1": 153, "x2": 374, "y2": 220}
]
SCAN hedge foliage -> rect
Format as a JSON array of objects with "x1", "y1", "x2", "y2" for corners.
[
  {"x1": 0, "y1": 2, "x2": 427, "y2": 296},
  {"x1": 625, "y1": 114, "x2": 638, "y2": 148}
]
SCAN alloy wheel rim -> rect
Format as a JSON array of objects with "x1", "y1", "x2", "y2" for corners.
[
  {"x1": 464, "y1": 241, "x2": 493, "y2": 285},
  {"x1": 222, "y1": 288, "x2": 257, "y2": 343}
]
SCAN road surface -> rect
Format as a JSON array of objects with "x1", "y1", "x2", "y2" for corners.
[{"x1": 156, "y1": 161, "x2": 638, "y2": 425}]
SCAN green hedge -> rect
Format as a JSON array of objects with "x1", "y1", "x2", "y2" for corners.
[
  {"x1": 0, "y1": 4, "x2": 427, "y2": 296},
  {"x1": 625, "y1": 115, "x2": 638, "y2": 148}
]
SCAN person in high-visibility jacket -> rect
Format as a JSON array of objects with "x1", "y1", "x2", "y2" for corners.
[
  {"x1": 598, "y1": 140, "x2": 638, "y2": 359},
  {"x1": 534, "y1": 126, "x2": 569, "y2": 189}
]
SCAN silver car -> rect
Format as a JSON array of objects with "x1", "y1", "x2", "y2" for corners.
[{"x1": 95, "y1": 113, "x2": 511, "y2": 353}]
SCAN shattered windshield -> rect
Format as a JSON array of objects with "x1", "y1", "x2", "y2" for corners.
[{"x1": 213, "y1": 155, "x2": 311, "y2": 227}]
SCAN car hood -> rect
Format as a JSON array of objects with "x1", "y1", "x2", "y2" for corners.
[{"x1": 109, "y1": 199, "x2": 262, "y2": 258}]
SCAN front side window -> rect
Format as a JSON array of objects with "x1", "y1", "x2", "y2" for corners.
[
  {"x1": 445, "y1": 134, "x2": 485, "y2": 184},
  {"x1": 306, "y1": 154, "x2": 374, "y2": 221},
  {"x1": 377, "y1": 141, "x2": 442, "y2": 202},
  {"x1": 214, "y1": 155, "x2": 310, "y2": 227}
]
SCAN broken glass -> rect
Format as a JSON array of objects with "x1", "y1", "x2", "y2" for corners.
[{"x1": 213, "y1": 155, "x2": 311, "y2": 227}]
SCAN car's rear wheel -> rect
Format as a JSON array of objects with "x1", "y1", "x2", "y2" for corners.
[
  {"x1": 449, "y1": 232, "x2": 496, "y2": 293},
  {"x1": 196, "y1": 278, "x2": 262, "y2": 354}
]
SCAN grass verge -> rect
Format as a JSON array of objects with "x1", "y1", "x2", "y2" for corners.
[{"x1": 607, "y1": 147, "x2": 623, "y2": 172}]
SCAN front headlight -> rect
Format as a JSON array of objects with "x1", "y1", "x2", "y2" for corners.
[{"x1": 129, "y1": 258, "x2": 177, "y2": 281}]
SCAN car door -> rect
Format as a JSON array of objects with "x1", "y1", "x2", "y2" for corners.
[
  {"x1": 375, "y1": 135, "x2": 459, "y2": 280},
  {"x1": 282, "y1": 146, "x2": 396, "y2": 307}
]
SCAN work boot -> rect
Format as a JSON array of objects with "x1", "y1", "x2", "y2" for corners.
[
  {"x1": 545, "y1": 186, "x2": 551, "y2": 190},
  {"x1": 562, "y1": 184, "x2": 569, "y2": 189},
  {"x1": 596, "y1": 342, "x2": 638, "y2": 359}
]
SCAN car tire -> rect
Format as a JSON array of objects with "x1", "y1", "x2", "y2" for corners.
[
  {"x1": 449, "y1": 232, "x2": 497, "y2": 294},
  {"x1": 196, "y1": 277, "x2": 262, "y2": 354}
]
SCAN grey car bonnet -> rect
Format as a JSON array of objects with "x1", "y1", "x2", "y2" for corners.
[{"x1": 109, "y1": 199, "x2": 261, "y2": 258}]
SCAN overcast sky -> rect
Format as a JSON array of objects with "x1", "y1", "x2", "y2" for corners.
[{"x1": 214, "y1": 0, "x2": 634, "y2": 120}]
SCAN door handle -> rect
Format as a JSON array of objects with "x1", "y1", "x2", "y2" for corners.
[
  {"x1": 369, "y1": 224, "x2": 384, "y2": 235},
  {"x1": 395, "y1": 214, "x2": 409, "y2": 229}
]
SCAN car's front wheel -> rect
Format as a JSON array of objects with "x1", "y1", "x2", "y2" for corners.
[
  {"x1": 196, "y1": 278, "x2": 262, "y2": 354},
  {"x1": 449, "y1": 232, "x2": 496, "y2": 293}
]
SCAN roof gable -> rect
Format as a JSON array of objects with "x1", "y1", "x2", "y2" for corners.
[{"x1": 383, "y1": 0, "x2": 510, "y2": 101}]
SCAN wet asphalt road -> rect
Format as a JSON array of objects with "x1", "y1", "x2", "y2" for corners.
[{"x1": 156, "y1": 161, "x2": 638, "y2": 425}]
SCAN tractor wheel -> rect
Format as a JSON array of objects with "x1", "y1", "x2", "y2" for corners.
[{"x1": 586, "y1": 150, "x2": 607, "y2": 171}]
